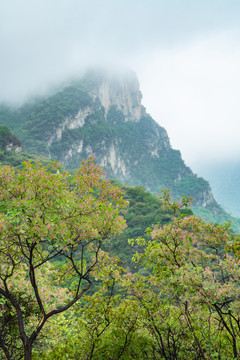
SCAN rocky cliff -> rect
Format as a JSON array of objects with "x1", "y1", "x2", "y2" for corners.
[
  {"x1": 89, "y1": 70, "x2": 144, "y2": 122},
  {"x1": 0, "y1": 125, "x2": 51, "y2": 168},
  {"x1": 0, "y1": 125, "x2": 22, "y2": 153},
  {"x1": 0, "y1": 70, "x2": 233, "y2": 223}
]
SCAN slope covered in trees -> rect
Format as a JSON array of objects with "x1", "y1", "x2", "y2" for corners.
[
  {"x1": 0, "y1": 157, "x2": 240, "y2": 359},
  {"x1": 0, "y1": 125, "x2": 48, "y2": 168},
  {"x1": 1, "y1": 71, "x2": 240, "y2": 358},
  {"x1": 31, "y1": 191, "x2": 240, "y2": 360},
  {"x1": 0, "y1": 70, "x2": 232, "y2": 226}
]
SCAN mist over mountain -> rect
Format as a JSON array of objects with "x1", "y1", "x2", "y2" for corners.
[
  {"x1": 0, "y1": 69, "x2": 239, "y2": 229},
  {"x1": 196, "y1": 161, "x2": 240, "y2": 218}
]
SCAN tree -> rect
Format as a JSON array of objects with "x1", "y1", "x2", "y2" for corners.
[
  {"x1": 33, "y1": 250, "x2": 152, "y2": 360},
  {"x1": 128, "y1": 191, "x2": 240, "y2": 359},
  {"x1": 0, "y1": 157, "x2": 127, "y2": 360}
]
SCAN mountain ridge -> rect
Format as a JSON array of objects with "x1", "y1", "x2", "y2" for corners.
[{"x1": 0, "y1": 69, "x2": 238, "y2": 228}]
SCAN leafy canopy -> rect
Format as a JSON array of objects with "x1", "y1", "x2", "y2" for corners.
[{"x1": 0, "y1": 157, "x2": 127, "y2": 360}]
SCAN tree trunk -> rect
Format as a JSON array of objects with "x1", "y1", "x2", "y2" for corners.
[{"x1": 24, "y1": 341, "x2": 32, "y2": 360}]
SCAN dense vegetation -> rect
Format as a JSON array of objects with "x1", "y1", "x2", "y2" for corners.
[
  {"x1": 0, "y1": 125, "x2": 21, "y2": 149},
  {"x1": 1, "y1": 71, "x2": 239, "y2": 230},
  {"x1": 0, "y1": 96, "x2": 189, "y2": 193},
  {"x1": 0, "y1": 98, "x2": 232, "y2": 226},
  {"x1": 32, "y1": 192, "x2": 240, "y2": 360},
  {"x1": 0, "y1": 125, "x2": 49, "y2": 169},
  {"x1": 0, "y1": 159, "x2": 127, "y2": 359},
  {"x1": 1, "y1": 73, "x2": 240, "y2": 358},
  {"x1": 0, "y1": 86, "x2": 93, "y2": 156},
  {"x1": 0, "y1": 78, "x2": 212, "y2": 207},
  {"x1": 0, "y1": 151, "x2": 240, "y2": 359},
  {"x1": 1, "y1": 159, "x2": 240, "y2": 359},
  {"x1": 106, "y1": 182, "x2": 192, "y2": 271}
]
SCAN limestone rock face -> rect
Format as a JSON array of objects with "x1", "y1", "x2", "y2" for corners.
[
  {"x1": 5, "y1": 143, "x2": 23, "y2": 153},
  {"x1": 195, "y1": 188, "x2": 215, "y2": 208},
  {"x1": 0, "y1": 70, "x2": 225, "y2": 220},
  {"x1": 90, "y1": 72, "x2": 144, "y2": 122},
  {"x1": 0, "y1": 125, "x2": 23, "y2": 153},
  {"x1": 48, "y1": 106, "x2": 93, "y2": 146}
]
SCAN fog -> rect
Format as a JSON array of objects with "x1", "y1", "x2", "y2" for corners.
[{"x1": 1, "y1": 0, "x2": 240, "y2": 173}]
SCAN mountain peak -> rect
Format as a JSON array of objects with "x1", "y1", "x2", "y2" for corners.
[
  {"x1": 81, "y1": 69, "x2": 144, "y2": 122},
  {"x1": 0, "y1": 70, "x2": 237, "y2": 227}
]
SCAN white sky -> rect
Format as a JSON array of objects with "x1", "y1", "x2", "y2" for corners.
[{"x1": 1, "y1": 0, "x2": 240, "y2": 174}]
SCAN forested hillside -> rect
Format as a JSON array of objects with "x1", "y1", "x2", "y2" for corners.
[
  {"x1": 1, "y1": 70, "x2": 240, "y2": 359},
  {"x1": 1, "y1": 160, "x2": 240, "y2": 359},
  {"x1": 0, "y1": 119, "x2": 240, "y2": 359},
  {"x1": 0, "y1": 70, "x2": 237, "y2": 228},
  {"x1": 0, "y1": 125, "x2": 48, "y2": 168}
]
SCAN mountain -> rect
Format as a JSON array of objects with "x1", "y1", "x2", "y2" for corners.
[
  {"x1": 0, "y1": 125, "x2": 22, "y2": 152},
  {"x1": 0, "y1": 69, "x2": 238, "y2": 227},
  {"x1": 0, "y1": 125, "x2": 29, "y2": 167},
  {"x1": 197, "y1": 161, "x2": 240, "y2": 218},
  {"x1": 0, "y1": 124, "x2": 50, "y2": 168}
]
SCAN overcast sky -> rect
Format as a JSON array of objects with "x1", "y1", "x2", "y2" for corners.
[{"x1": 1, "y1": 0, "x2": 240, "y2": 175}]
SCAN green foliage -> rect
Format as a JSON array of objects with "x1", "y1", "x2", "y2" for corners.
[
  {"x1": 107, "y1": 105, "x2": 125, "y2": 124},
  {"x1": 0, "y1": 149, "x2": 49, "y2": 170},
  {"x1": 0, "y1": 77, "x2": 238, "y2": 229},
  {"x1": 0, "y1": 105, "x2": 18, "y2": 130},
  {"x1": 0, "y1": 125, "x2": 51, "y2": 170},
  {"x1": 0, "y1": 86, "x2": 93, "y2": 156},
  {"x1": 172, "y1": 174, "x2": 209, "y2": 199},
  {"x1": 33, "y1": 251, "x2": 153, "y2": 360},
  {"x1": 0, "y1": 125, "x2": 21, "y2": 150},
  {"x1": 33, "y1": 192, "x2": 240, "y2": 359},
  {"x1": 106, "y1": 184, "x2": 181, "y2": 270},
  {"x1": 0, "y1": 80, "x2": 233, "y2": 228},
  {"x1": 4, "y1": 187, "x2": 240, "y2": 359},
  {"x1": 0, "y1": 93, "x2": 200, "y2": 201},
  {"x1": 127, "y1": 193, "x2": 240, "y2": 359},
  {"x1": 1, "y1": 74, "x2": 240, "y2": 358},
  {"x1": 0, "y1": 158, "x2": 127, "y2": 359},
  {"x1": 22, "y1": 86, "x2": 91, "y2": 133}
]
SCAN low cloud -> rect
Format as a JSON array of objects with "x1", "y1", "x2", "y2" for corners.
[
  {"x1": 137, "y1": 32, "x2": 240, "y2": 171},
  {"x1": 1, "y1": 0, "x2": 240, "y2": 170}
]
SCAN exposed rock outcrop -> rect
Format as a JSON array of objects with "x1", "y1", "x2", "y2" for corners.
[
  {"x1": 0, "y1": 125, "x2": 23, "y2": 153},
  {"x1": 48, "y1": 107, "x2": 93, "y2": 146},
  {"x1": 89, "y1": 72, "x2": 144, "y2": 122},
  {"x1": 0, "y1": 70, "x2": 226, "y2": 221}
]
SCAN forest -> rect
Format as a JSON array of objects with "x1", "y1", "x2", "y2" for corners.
[
  {"x1": 0, "y1": 158, "x2": 240, "y2": 360},
  {"x1": 1, "y1": 78, "x2": 240, "y2": 230}
]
